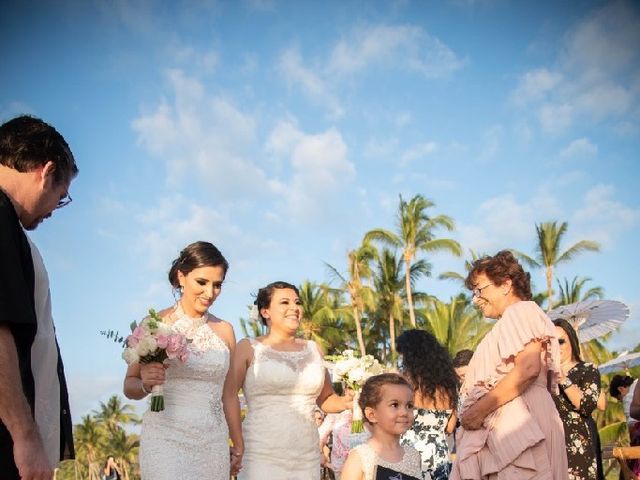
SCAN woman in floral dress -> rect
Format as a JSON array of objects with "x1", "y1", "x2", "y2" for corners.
[
  {"x1": 553, "y1": 318, "x2": 601, "y2": 480},
  {"x1": 397, "y1": 329, "x2": 458, "y2": 480}
]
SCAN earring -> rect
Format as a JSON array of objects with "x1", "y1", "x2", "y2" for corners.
[{"x1": 180, "y1": 285, "x2": 184, "y2": 295}]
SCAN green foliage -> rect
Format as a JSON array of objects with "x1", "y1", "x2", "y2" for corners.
[{"x1": 56, "y1": 395, "x2": 141, "y2": 480}]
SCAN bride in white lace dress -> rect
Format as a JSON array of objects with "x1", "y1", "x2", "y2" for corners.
[
  {"x1": 233, "y1": 281, "x2": 353, "y2": 479},
  {"x1": 123, "y1": 242, "x2": 243, "y2": 479}
]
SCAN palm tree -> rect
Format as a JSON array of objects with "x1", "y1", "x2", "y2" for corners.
[
  {"x1": 74, "y1": 414, "x2": 104, "y2": 480},
  {"x1": 372, "y1": 249, "x2": 405, "y2": 362},
  {"x1": 514, "y1": 221, "x2": 600, "y2": 312},
  {"x1": 372, "y1": 248, "x2": 429, "y2": 361},
  {"x1": 418, "y1": 294, "x2": 493, "y2": 356},
  {"x1": 365, "y1": 194, "x2": 461, "y2": 327},
  {"x1": 240, "y1": 305, "x2": 265, "y2": 338},
  {"x1": 555, "y1": 276, "x2": 604, "y2": 306},
  {"x1": 325, "y1": 238, "x2": 377, "y2": 356},
  {"x1": 108, "y1": 429, "x2": 140, "y2": 480},
  {"x1": 438, "y1": 249, "x2": 481, "y2": 288},
  {"x1": 93, "y1": 395, "x2": 140, "y2": 435},
  {"x1": 298, "y1": 281, "x2": 343, "y2": 352}
]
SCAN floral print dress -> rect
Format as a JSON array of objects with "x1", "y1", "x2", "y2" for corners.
[
  {"x1": 401, "y1": 408, "x2": 452, "y2": 480},
  {"x1": 553, "y1": 362, "x2": 601, "y2": 480}
]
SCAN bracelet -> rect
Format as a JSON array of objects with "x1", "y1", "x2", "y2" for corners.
[
  {"x1": 560, "y1": 378, "x2": 573, "y2": 390},
  {"x1": 141, "y1": 381, "x2": 152, "y2": 395}
]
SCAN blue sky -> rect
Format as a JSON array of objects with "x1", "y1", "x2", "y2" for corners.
[{"x1": 1, "y1": 0, "x2": 639, "y2": 421}]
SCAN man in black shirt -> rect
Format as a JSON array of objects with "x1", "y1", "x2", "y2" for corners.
[{"x1": 0, "y1": 115, "x2": 78, "y2": 480}]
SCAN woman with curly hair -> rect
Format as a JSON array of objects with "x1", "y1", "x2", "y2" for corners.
[
  {"x1": 397, "y1": 329, "x2": 458, "y2": 480},
  {"x1": 451, "y1": 250, "x2": 568, "y2": 480}
]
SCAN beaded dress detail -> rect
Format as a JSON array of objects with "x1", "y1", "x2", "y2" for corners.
[
  {"x1": 238, "y1": 338, "x2": 325, "y2": 479},
  {"x1": 354, "y1": 442, "x2": 423, "y2": 480},
  {"x1": 139, "y1": 304, "x2": 230, "y2": 479}
]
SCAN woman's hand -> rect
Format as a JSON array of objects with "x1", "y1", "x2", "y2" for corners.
[
  {"x1": 139, "y1": 362, "x2": 167, "y2": 391},
  {"x1": 230, "y1": 447, "x2": 243, "y2": 476},
  {"x1": 460, "y1": 404, "x2": 485, "y2": 431},
  {"x1": 341, "y1": 389, "x2": 354, "y2": 411}
]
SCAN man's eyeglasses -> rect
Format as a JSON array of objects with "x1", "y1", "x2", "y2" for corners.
[
  {"x1": 472, "y1": 283, "x2": 492, "y2": 298},
  {"x1": 56, "y1": 193, "x2": 72, "y2": 209}
]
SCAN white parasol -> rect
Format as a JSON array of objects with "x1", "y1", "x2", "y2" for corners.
[
  {"x1": 548, "y1": 299, "x2": 630, "y2": 343},
  {"x1": 598, "y1": 351, "x2": 640, "y2": 375}
]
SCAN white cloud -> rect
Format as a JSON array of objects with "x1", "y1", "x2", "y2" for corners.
[
  {"x1": 328, "y1": 24, "x2": 466, "y2": 79},
  {"x1": 265, "y1": 121, "x2": 355, "y2": 218},
  {"x1": 537, "y1": 103, "x2": 573, "y2": 133},
  {"x1": 400, "y1": 142, "x2": 438, "y2": 165},
  {"x1": 511, "y1": 1, "x2": 640, "y2": 132},
  {"x1": 459, "y1": 191, "x2": 563, "y2": 253},
  {"x1": 573, "y1": 184, "x2": 640, "y2": 247},
  {"x1": 511, "y1": 68, "x2": 563, "y2": 105},
  {"x1": 132, "y1": 69, "x2": 266, "y2": 194},
  {"x1": 278, "y1": 47, "x2": 344, "y2": 118},
  {"x1": 559, "y1": 137, "x2": 598, "y2": 159}
]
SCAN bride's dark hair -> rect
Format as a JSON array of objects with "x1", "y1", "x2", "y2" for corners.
[{"x1": 168, "y1": 241, "x2": 229, "y2": 290}]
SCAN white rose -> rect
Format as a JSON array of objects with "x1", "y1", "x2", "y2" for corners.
[
  {"x1": 136, "y1": 336, "x2": 158, "y2": 357},
  {"x1": 155, "y1": 322, "x2": 172, "y2": 335},
  {"x1": 348, "y1": 366, "x2": 367, "y2": 384},
  {"x1": 122, "y1": 348, "x2": 140, "y2": 365}
]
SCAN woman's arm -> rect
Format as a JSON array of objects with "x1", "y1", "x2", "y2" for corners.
[
  {"x1": 560, "y1": 364, "x2": 600, "y2": 416},
  {"x1": 340, "y1": 448, "x2": 364, "y2": 480},
  {"x1": 123, "y1": 361, "x2": 166, "y2": 400},
  {"x1": 317, "y1": 371, "x2": 352, "y2": 413},
  {"x1": 314, "y1": 344, "x2": 353, "y2": 413},
  {"x1": 446, "y1": 410, "x2": 457, "y2": 435},
  {"x1": 460, "y1": 340, "x2": 542, "y2": 430},
  {"x1": 219, "y1": 323, "x2": 243, "y2": 458}
]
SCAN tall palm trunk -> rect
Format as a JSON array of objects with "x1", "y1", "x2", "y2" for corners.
[
  {"x1": 404, "y1": 255, "x2": 416, "y2": 327},
  {"x1": 352, "y1": 304, "x2": 366, "y2": 356},
  {"x1": 389, "y1": 313, "x2": 397, "y2": 360},
  {"x1": 546, "y1": 265, "x2": 554, "y2": 312}
]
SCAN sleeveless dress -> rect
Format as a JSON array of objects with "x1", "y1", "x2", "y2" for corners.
[
  {"x1": 401, "y1": 408, "x2": 452, "y2": 480},
  {"x1": 353, "y1": 442, "x2": 423, "y2": 480},
  {"x1": 451, "y1": 301, "x2": 568, "y2": 480},
  {"x1": 138, "y1": 308, "x2": 230, "y2": 479},
  {"x1": 239, "y1": 338, "x2": 326, "y2": 479}
]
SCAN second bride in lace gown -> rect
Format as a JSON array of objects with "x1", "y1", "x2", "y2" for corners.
[
  {"x1": 233, "y1": 281, "x2": 353, "y2": 479},
  {"x1": 123, "y1": 242, "x2": 243, "y2": 479}
]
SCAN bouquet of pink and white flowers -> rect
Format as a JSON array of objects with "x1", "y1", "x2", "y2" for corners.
[
  {"x1": 103, "y1": 309, "x2": 190, "y2": 412},
  {"x1": 329, "y1": 350, "x2": 384, "y2": 433}
]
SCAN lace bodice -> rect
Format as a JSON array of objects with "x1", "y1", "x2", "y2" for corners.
[
  {"x1": 139, "y1": 308, "x2": 231, "y2": 479},
  {"x1": 354, "y1": 442, "x2": 424, "y2": 480},
  {"x1": 239, "y1": 338, "x2": 326, "y2": 479}
]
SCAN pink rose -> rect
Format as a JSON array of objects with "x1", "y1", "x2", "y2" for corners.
[
  {"x1": 156, "y1": 334, "x2": 169, "y2": 349},
  {"x1": 166, "y1": 334, "x2": 188, "y2": 360}
]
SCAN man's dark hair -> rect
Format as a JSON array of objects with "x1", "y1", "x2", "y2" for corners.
[
  {"x1": 0, "y1": 115, "x2": 78, "y2": 184},
  {"x1": 453, "y1": 349, "x2": 474, "y2": 368}
]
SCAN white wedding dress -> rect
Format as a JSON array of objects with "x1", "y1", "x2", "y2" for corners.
[
  {"x1": 139, "y1": 307, "x2": 230, "y2": 479},
  {"x1": 238, "y1": 338, "x2": 325, "y2": 480}
]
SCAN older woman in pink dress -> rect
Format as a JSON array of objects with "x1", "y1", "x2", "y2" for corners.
[{"x1": 451, "y1": 250, "x2": 568, "y2": 480}]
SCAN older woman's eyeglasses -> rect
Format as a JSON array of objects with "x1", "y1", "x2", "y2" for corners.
[
  {"x1": 472, "y1": 283, "x2": 492, "y2": 298},
  {"x1": 56, "y1": 193, "x2": 72, "y2": 209}
]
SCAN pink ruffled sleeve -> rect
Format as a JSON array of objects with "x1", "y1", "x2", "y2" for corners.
[{"x1": 493, "y1": 301, "x2": 562, "y2": 394}]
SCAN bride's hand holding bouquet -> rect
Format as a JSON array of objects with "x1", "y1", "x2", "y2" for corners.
[{"x1": 106, "y1": 308, "x2": 190, "y2": 411}]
